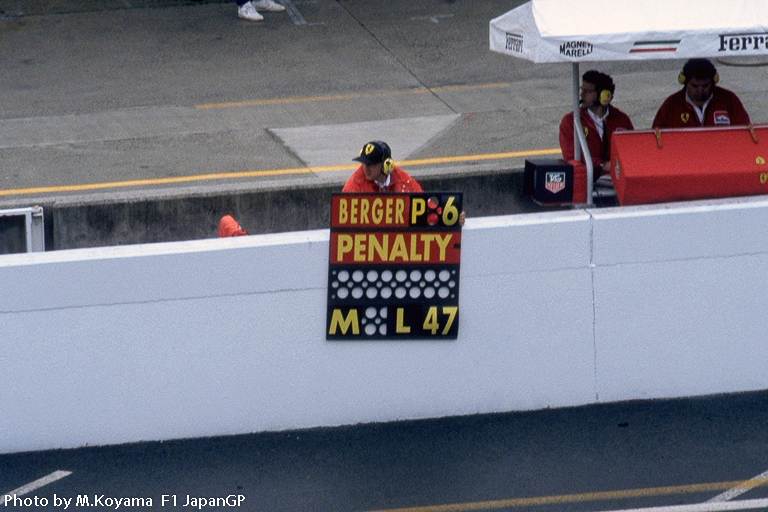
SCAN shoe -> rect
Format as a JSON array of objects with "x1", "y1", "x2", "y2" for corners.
[
  {"x1": 238, "y1": 2, "x2": 264, "y2": 21},
  {"x1": 252, "y1": 0, "x2": 285, "y2": 12}
]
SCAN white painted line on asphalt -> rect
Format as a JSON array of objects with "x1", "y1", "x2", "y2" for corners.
[
  {"x1": 410, "y1": 14, "x2": 453, "y2": 23},
  {"x1": 1, "y1": 470, "x2": 72, "y2": 505},
  {"x1": 707, "y1": 469, "x2": 768, "y2": 503},
  {"x1": 282, "y1": 0, "x2": 306, "y2": 26},
  {"x1": 593, "y1": 498, "x2": 768, "y2": 512}
]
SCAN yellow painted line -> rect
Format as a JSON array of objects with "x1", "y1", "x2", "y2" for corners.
[
  {"x1": 0, "y1": 169, "x2": 323, "y2": 197},
  {"x1": 194, "y1": 83, "x2": 511, "y2": 109},
  {"x1": 404, "y1": 149, "x2": 561, "y2": 167},
  {"x1": 0, "y1": 149, "x2": 560, "y2": 198},
  {"x1": 366, "y1": 479, "x2": 768, "y2": 512}
]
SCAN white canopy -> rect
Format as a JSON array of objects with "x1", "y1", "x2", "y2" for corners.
[
  {"x1": 490, "y1": 0, "x2": 768, "y2": 63},
  {"x1": 490, "y1": 0, "x2": 768, "y2": 205}
]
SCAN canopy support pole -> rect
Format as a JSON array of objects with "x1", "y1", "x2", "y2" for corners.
[
  {"x1": 572, "y1": 63, "x2": 581, "y2": 162},
  {"x1": 571, "y1": 63, "x2": 594, "y2": 206}
]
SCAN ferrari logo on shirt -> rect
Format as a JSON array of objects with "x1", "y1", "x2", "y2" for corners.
[
  {"x1": 680, "y1": 113, "x2": 690, "y2": 123},
  {"x1": 760, "y1": 172, "x2": 768, "y2": 184},
  {"x1": 583, "y1": 127, "x2": 589, "y2": 137}
]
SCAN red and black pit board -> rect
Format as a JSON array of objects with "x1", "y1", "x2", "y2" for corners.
[{"x1": 327, "y1": 192, "x2": 462, "y2": 340}]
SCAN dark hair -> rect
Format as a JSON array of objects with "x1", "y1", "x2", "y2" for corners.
[
  {"x1": 582, "y1": 70, "x2": 615, "y2": 96},
  {"x1": 681, "y1": 58, "x2": 717, "y2": 84}
]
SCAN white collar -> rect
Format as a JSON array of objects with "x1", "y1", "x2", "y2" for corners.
[
  {"x1": 586, "y1": 105, "x2": 609, "y2": 123},
  {"x1": 685, "y1": 91, "x2": 713, "y2": 124},
  {"x1": 586, "y1": 106, "x2": 609, "y2": 138},
  {"x1": 374, "y1": 173, "x2": 391, "y2": 190}
]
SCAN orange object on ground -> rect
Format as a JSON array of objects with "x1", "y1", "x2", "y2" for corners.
[
  {"x1": 610, "y1": 125, "x2": 768, "y2": 206},
  {"x1": 218, "y1": 215, "x2": 248, "y2": 237}
]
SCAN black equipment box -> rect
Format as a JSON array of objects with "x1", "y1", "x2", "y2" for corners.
[{"x1": 523, "y1": 159, "x2": 574, "y2": 205}]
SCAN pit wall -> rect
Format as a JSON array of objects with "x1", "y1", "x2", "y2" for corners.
[
  {"x1": 2, "y1": 196, "x2": 768, "y2": 454},
  {"x1": 0, "y1": 170, "x2": 542, "y2": 251}
]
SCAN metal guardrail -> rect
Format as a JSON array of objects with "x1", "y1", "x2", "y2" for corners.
[{"x1": 0, "y1": 206, "x2": 44, "y2": 254}]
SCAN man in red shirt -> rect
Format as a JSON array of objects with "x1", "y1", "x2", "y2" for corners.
[
  {"x1": 342, "y1": 141, "x2": 465, "y2": 224},
  {"x1": 342, "y1": 141, "x2": 422, "y2": 193},
  {"x1": 652, "y1": 58, "x2": 751, "y2": 129},
  {"x1": 559, "y1": 70, "x2": 634, "y2": 178},
  {"x1": 342, "y1": 140, "x2": 422, "y2": 192}
]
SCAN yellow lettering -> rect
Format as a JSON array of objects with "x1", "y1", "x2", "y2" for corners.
[
  {"x1": 441, "y1": 306, "x2": 458, "y2": 335},
  {"x1": 372, "y1": 198, "x2": 383, "y2": 224},
  {"x1": 338, "y1": 197, "x2": 411, "y2": 226},
  {"x1": 434, "y1": 234, "x2": 452, "y2": 261},
  {"x1": 338, "y1": 198, "x2": 348, "y2": 224},
  {"x1": 359, "y1": 199, "x2": 370, "y2": 224},
  {"x1": 396, "y1": 198, "x2": 405, "y2": 224},
  {"x1": 420, "y1": 233, "x2": 435, "y2": 261},
  {"x1": 368, "y1": 234, "x2": 388, "y2": 261},
  {"x1": 336, "y1": 233, "x2": 453, "y2": 262},
  {"x1": 442, "y1": 196, "x2": 459, "y2": 225},
  {"x1": 336, "y1": 234, "x2": 353, "y2": 262},
  {"x1": 329, "y1": 309, "x2": 359, "y2": 335},
  {"x1": 389, "y1": 234, "x2": 409, "y2": 261},
  {"x1": 353, "y1": 233, "x2": 367, "y2": 262},
  {"x1": 423, "y1": 306, "x2": 439, "y2": 335},
  {"x1": 411, "y1": 198, "x2": 426, "y2": 224},
  {"x1": 350, "y1": 198, "x2": 358, "y2": 224},
  {"x1": 408, "y1": 234, "x2": 422, "y2": 262},
  {"x1": 396, "y1": 308, "x2": 410, "y2": 334}
]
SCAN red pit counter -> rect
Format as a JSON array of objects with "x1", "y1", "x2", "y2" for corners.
[{"x1": 611, "y1": 125, "x2": 768, "y2": 206}]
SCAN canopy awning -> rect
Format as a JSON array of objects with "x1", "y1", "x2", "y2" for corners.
[{"x1": 490, "y1": 0, "x2": 768, "y2": 63}]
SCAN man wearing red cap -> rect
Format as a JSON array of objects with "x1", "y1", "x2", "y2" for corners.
[{"x1": 342, "y1": 141, "x2": 423, "y2": 193}]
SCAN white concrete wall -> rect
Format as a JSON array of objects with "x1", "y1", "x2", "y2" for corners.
[
  {"x1": 591, "y1": 198, "x2": 768, "y2": 401},
  {"x1": 2, "y1": 196, "x2": 768, "y2": 454}
]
